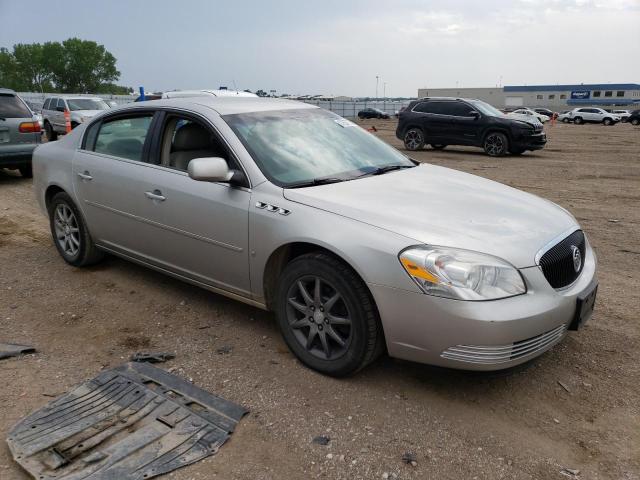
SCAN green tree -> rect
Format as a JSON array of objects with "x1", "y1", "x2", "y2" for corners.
[{"x1": 0, "y1": 38, "x2": 128, "y2": 93}]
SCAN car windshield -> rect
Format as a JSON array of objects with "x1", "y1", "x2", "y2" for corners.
[
  {"x1": 467, "y1": 100, "x2": 504, "y2": 117},
  {"x1": 224, "y1": 108, "x2": 413, "y2": 187},
  {"x1": 0, "y1": 93, "x2": 32, "y2": 118},
  {"x1": 66, "y1": 98, "x2": 109, "y2": 111}
]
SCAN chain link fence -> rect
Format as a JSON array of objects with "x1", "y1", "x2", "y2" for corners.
[{"x1": 16, "y1": 92, "x2": 411, "y2": 119}]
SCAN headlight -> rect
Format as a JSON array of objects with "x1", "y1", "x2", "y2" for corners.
[{"x1": 399, "y1": 246, "x2": 526, "y2": 301}]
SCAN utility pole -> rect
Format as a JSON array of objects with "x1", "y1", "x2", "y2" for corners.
[{"x1": 376, "y1": 75, "x2": 379, "y2": 101}]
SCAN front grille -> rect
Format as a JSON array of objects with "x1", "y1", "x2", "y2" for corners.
[
  {"x1": 539, "y1": 230, "x2": 585, "y2": 288},
  {"x1": 440, "y1": 324, "x2": 566, "y2": 365}
]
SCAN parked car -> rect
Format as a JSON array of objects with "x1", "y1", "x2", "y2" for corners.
[
  {"x1": 0, "y1": 88, "x2": 41, "y2": 177},
  {"x1": 104, "y1": 99, "x2": 119, "y2": 108},
  {"x1": 627, "y1": 109, "x2": 640, "y2": 125},
  {"x1": 396, "y1": 97, "x2": 547, "y2": 156},
  {"x1": 507, "y1": 108, "x2": 550, "y2": 123},
  {"x1": 358, "y1": 108, "x2": 390, "y2": 119},
  {"x1": 557, "y1": 111, "x2": 573, "y2": 123},
  {"x1": 42, "y1": 96, "x2": 110, "y2": 140},
  {"x1": 567, "y1": 107, "x2": 620, "y2": 125},
  {"x1": 134, "y1": 93, "x2": 163, "y2": 102},
  {"x1": 32, "y1": 97, "x2": 596, "y2": 376},
  {"x1": 533, "y1": 108, "x2": 556, "y2": 118},
  {"x1": 24, "y1": 101, "x2": 44, "y2": 130},
  {"x1": 162, "y1": 89, "x2": 258, "y2": 99},
  {"x1": 611, "y1": 109, "x2": 631, "y2": 122}
]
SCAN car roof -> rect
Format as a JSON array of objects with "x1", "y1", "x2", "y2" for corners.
[
  {"x1": 45, "y1": 95, "x2": 104, "y2": 100},
  {"x1": 0, "y1": 88, "x2": 16, "y2": 95},
  {"x1": 118, "y1": 97, "x2": 318, "y2": 116}
]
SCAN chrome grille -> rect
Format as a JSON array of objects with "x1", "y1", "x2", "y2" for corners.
[{"x1": 440, "y1": 324, "x2": 566, "y2": 365}]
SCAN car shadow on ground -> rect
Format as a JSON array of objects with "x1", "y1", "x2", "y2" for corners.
[{"x1": 0, "y1": 169, "x2": 29, "y2": 183}]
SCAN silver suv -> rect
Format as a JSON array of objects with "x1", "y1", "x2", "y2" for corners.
[
  {"x1": 42, "y1": 96, "x2": 109, "y2": 141},
  {"x1": 568, "y1": 107, "x2": 620, "y2": 125},
  {"x1": 0, "y1": 88, "x2": 41, "y2": 177}
]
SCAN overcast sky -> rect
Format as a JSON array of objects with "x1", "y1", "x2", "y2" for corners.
[{"x1": 1, "y1": 0, "x2": 638, "y2": 97}]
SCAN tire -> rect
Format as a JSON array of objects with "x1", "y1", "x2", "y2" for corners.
[
  {"x1": 562, "y1": 118, "x2": 570, "y2": 123},
  {"x1": 632, "y1": 118, "x2": 640, "y2": 126},
  {"x1": 48, "y1": 192, "x2": 104, "y2": 267},
  {"x1": 430, "y1": 144, "x2": 446, "y2": 150},
  {"x1": 603, "y1": 118, "x2": 612, "y2": 126},
  {"x1": 403, "y1": 127, "x2": 425, "y2": 151},
  {"x1": 573, "y1": 117, "x2": 583, "y2": 125},
  {"x1": 275, "y1": 252, "x2": 384, "y2": 377},
  {"x1": 483, "y1": 131, "x2": 509, "y2": 157},
  {"x1": 18, "y1": 165, "x2": 32, "y2": 178},
  {"x1": 44, "y1": 122, "x2": 57, "y2": 141}
]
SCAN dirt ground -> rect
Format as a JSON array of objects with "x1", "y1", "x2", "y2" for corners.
[{"x1": 1, "y1": 121, "x2": 639, "y2": 480}]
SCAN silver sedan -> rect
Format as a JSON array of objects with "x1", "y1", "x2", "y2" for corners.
[{"x1": 32, "y1": 98, "x2": 598, "y2": 376}]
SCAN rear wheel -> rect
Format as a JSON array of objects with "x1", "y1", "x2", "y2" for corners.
[
  {"x1": 430, "y1": 144, "x2": 446, "y2": 150},
  {"x1": 573, "y1": 116, "x2": 584, "y2": 125},
  {"x1": 403, "y1": 128, "x2": 425, "y2": 151},
  {"x1": 562, "y1": 118, "x2": 570, "y2": 123},
  {"x1": 44, "y1": 122, "x2": 57, "y2": 141},
  {"x1": 18, "y1": 165, "x2": 32, "y2": 178},
  {"x1": 603, "y1": 118, "x2": 613, "y2": 126},
  {"x1": 48, "y1": 192, "x2": 104, "y2": 267},
  {"x1": 632, "y1": 118, "x2": 640, "y2": 126},
  {"x1": 483, "y1": 132, "x2": 508, "y2": 157},
  {"x1": 275, "y1": 253, "x2": 384, "y2": 377}
]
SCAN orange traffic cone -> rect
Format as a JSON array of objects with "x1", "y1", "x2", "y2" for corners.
[{"x1": 64, "y1": 109, "x2": 72, "y2": 133}]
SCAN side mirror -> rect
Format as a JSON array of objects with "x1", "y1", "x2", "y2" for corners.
[
  {"x1": 188, "y1": 157, "x2": 246, "y2": 186},
  {"x1": 469, "y1": 111, "x2": 480, "y2": 119}
]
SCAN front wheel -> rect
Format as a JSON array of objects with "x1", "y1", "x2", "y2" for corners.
[
  {"x1": 430, "y1": 144, "x2": 446, "y2": 150},
  {"x1": 275, "y1": 253, "x2": 384, "y2": 377},
  {"x1": 48, "y1": 192, "x2": 104, "y2": 267},
  {"x1": 631, "y1": 118, "x2": 640, "y2": 126},
  {"x1": 44, "y1": 122, "x2": 57, "y2": 141},
  {"x1": 562, "y1": 118, "x2": 570, "y2": 123},
  {"x1": 483, "y1": 132, "x2": 508, "y2": 157},
  {"x1": 574, "y1": 117, "x2": 584, "y2": 125},
  {"x1": 603, "y1": 118, "x2": 612, "y2": 126},
  {"x1": 403, "y1": 128, "x2": 425, "y2": 151}
]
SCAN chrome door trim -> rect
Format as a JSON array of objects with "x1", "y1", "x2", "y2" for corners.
[{"x1": 84, "y1": 200, "x2": 244, "y2": 252}]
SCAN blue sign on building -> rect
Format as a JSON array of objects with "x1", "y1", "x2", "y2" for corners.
[{"x1": 571, "y1": 90, "x2": 591, "y2": 99}]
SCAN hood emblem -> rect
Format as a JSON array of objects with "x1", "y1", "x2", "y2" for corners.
[{"x1": 571, "y1": 245, "x2": 582, "y2": 273}]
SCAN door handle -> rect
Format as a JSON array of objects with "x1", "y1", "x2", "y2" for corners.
[
  {"x1": 77, "y1": 172, "x2": 93, "y2": 181},
  {"x1": 144, "y1": 190, "x2": 166, "y2": 202}
]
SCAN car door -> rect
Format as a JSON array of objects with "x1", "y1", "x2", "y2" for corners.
[
  {"x1": 447, "y1": 101, "x2": 482, "y2": 145},
  {"x1": 73, "y1": 111, "x2": 163, "y2": 257},
  {"x1": 123, "y1": 110, "x2": 252, "y2": 296},
  {"x1": 412, "y1": 101, "x2": 450, "y2": 141}
]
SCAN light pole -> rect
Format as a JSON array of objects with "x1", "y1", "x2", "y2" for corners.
[
  {"x1": 376, "y1": 75, "x2": 379, "y2": 101},
  {"x1": 383, "y1": 82, "x2": 387, "y2": 110}
]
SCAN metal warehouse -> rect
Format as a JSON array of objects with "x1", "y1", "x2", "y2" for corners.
[{"x1": 417, "y1": 84, "x2": 640, "y2": 110}]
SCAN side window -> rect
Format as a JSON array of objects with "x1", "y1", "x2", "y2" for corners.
[
  {"x1": 413, "y1": 102, "x2": 430, "y2": 113},
  {"x1": 414, "y1": 102, "x2": 448, "y2": 114},
  {"x1": 43, "y1": 99, "x2": 51, "y2": 110},
  {"x1": 159, "y1": 115, "x2": 232, "y2": 172},
  {"x1": 593, "y1": 91, "x2": 601, "y2": 97},
  {"x1": 82, "y1": 121, "x2": 101, "y2": 150},
  {"x1": 604, "y1": 91, "x2": 612, "y2": 97},
  {"x1": 94, "y1": 115, "x2": 154, "y2": 161},
  {"x1": 616, "y1": 91, "x2": 625, "y2": 97},
  {"x1": 450, "y1": 102, "x2": 475, "y2": 116}
]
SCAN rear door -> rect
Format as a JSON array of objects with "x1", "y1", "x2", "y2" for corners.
[
  {"x1": 412, "y1": 101, "x2": 451, "y2": 141},
  {"x1": 73, "y1": 111, "x2": 161, "y2": 255}
]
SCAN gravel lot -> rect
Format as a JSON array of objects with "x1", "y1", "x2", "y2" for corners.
[{"x1": 1, "y1": 121, "x2": 639, "y2": 480}]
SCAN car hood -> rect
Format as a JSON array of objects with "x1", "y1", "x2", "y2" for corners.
[
  {"x1": 283, "y1": 164, "x2": 578, "y2": 268},
  {"x1": 506, "y1": 113, "x2": 541, "y2": 126}
]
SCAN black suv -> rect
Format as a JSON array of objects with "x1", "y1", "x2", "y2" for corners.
[
  {"x1": 628, "y1": 109, "x2": 640, "y2": 126},
  {"x1": 396, "y1": 97, "x2": 547, "y2": 156}
]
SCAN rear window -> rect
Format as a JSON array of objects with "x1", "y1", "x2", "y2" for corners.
[{"x1": 0, "y1": 93, "x2": 32, "y2": 118}]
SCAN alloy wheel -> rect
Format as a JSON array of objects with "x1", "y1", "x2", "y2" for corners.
[
  {"x1": 53, "y1": 204, "x2": 81, "y2": 257},
  {"x1": 285, "y1": 276, "x2": 352, "y2": 361},
  {"x1": 484, "y1": 133, "x2": 506, "y2": 156},
  {"x1": 404, "y1": 129, "x2": 423, "y2": 150}
]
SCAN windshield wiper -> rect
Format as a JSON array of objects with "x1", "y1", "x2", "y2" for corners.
[
  {"x1": 357, "y1": 164, "x2": 415, "y2": 178},
  {"x1": 286, "y1": 177, "x2": 345, "y2": 189}
]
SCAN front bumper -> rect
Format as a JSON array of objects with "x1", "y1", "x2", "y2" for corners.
[
  {"x1": 370, "y1": 242, "x2": 597, "y2": 370},
  {"x1": 513, "y1": 131, "x2": 547, "y2": 151}
]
